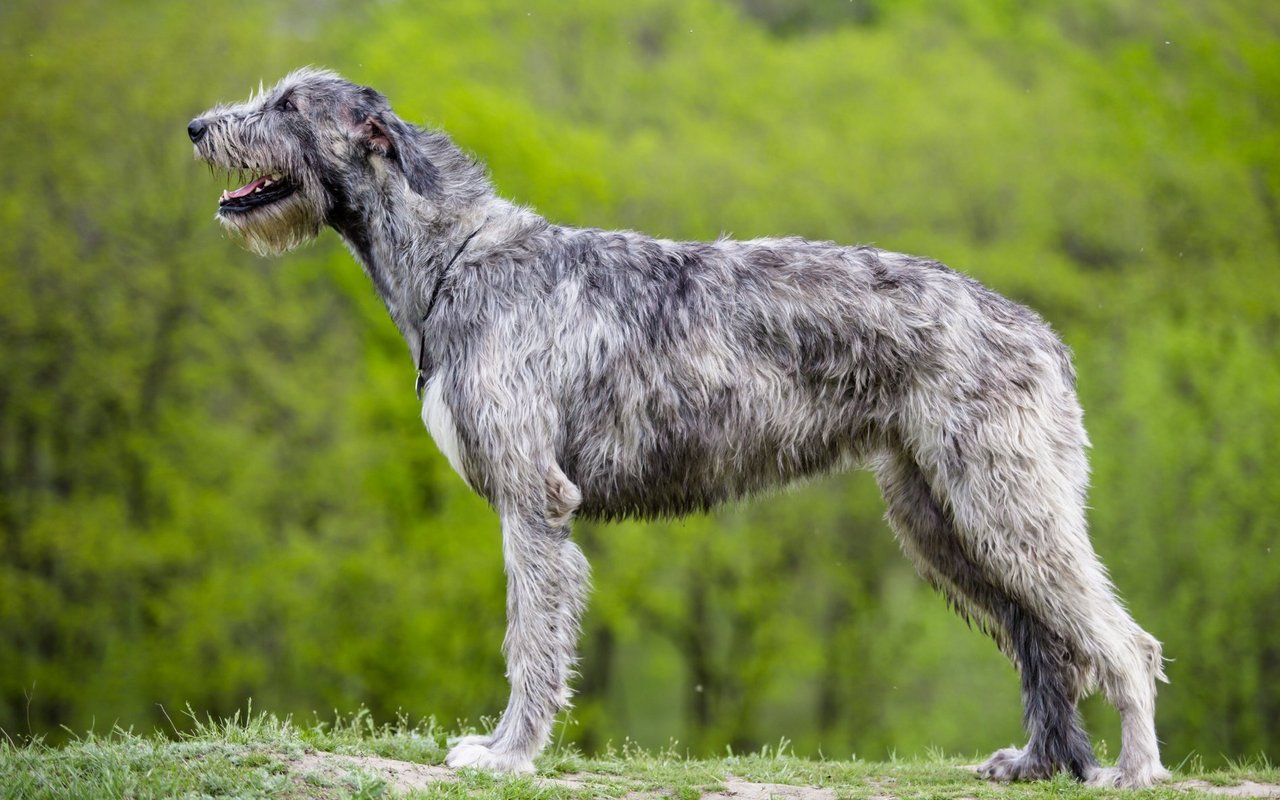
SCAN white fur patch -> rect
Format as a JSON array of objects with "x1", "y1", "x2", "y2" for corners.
[{"x1": 421, "y1": 376, "x2": 469, "y2": 485}]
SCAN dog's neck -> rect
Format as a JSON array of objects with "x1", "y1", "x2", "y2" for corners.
[{"x1": 327, "y1": 180, "x2": 532, "y2": 362}]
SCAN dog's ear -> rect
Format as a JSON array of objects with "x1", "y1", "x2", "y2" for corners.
[
  {"x1": 360, "y1": 113, "x2": 396, "y2": 158},
  {"x1": 358, "y1": 112, "x2": 441, "y2": 198}
]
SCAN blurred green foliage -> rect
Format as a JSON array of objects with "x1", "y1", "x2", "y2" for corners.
[{"x1": 1, "y1": 0, "x2": 1276, "y2": 766}]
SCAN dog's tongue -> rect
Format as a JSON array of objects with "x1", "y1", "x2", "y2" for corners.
[{"x1": 226, "y1": 175, "x2": 270, "y2": 199}]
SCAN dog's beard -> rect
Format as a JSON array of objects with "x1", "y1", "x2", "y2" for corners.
[{"x1": 218, "y1": 192, "x2": 323, "y2": 257}]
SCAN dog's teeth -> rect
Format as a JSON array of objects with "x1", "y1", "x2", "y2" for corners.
[{"x1": 262, "y1": 178, "x2": 274, "y2": 187}]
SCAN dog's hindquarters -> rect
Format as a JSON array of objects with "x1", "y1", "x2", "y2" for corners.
[
  {"x1": 874, "y1": 445, "x2": 1097, "y2": 780},
  {"x1": 878, "y1": 311, "x2": 1167, "y2": 785}
]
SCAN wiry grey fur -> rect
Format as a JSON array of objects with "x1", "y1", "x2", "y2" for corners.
[{"x1": 190, "y1": 69, "x2": 1170, "y2": 787}]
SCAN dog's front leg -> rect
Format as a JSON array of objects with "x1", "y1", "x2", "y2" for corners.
[{"x1": 446, "y1": 504, "x2": 590, "y2": 773}]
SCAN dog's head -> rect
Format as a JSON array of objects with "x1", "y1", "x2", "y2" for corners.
[{"x1": 189, "y1": 68, "x2": 461, "y2": 256}]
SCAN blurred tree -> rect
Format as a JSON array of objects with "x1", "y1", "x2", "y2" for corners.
[{"x1": 0, "y1": 0, "x2": 1275, "y2": 766}]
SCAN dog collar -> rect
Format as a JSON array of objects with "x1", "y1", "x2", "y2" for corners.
[{"x1": 416, "y1": 223, "x2": 485, "y2": 399}]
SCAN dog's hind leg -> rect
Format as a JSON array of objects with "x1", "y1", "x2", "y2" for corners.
[
  {"x1": 906, "y1": 400, "x2": 1168, "y2": 787},
  {"x1": 874, "y1": 447, "x2": 1098, "y2": 782},
  {"x1": 1085, "y1": 628, "x2": 1168, "y2": 788},
  {"x1": 445, "y1": 467, "x2": 590, "y2": 773}
]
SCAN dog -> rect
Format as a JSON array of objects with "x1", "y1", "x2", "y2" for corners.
[{"x1": 190, "y1": 68, "x2": 1169, "y2": 786}]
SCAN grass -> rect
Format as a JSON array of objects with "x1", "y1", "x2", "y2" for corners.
[{"x1": 1, "y1": 708, "x2": 1276, "y2": 800}]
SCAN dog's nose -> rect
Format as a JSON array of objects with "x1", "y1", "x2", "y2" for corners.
[{"x1": 187, "y1": 118, "x2": 208, "y2": 144}]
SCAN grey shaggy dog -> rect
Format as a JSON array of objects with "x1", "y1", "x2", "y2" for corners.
[{"x1": 189, "y1": 69, "x2": 1169, "y2": 787}]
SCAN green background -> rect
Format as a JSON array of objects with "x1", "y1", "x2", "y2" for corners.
[{"x1": 1, "y1": 0, "x2": 1276, "y2": 767}]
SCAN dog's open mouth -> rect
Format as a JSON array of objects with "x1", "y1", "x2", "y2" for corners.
[{"x1": 218, "y1": 173, "x2": 296, "y2": 213}]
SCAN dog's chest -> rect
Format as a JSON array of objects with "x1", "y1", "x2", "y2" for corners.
[{"x1": 420, "y1": 375, "x2": 469, "y2": 485}]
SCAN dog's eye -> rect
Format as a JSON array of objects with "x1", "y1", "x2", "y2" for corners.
[{"x1": 276, "y1": 96, "x2": 297, "y2": 113}]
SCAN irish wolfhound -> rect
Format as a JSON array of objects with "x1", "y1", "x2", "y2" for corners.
[{"x1": 189, "y1": 69, "x2": 1168, "y2": 787}]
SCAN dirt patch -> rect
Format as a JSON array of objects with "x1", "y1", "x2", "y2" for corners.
[
  {"x1": 1173, "y1": 780, "x2": 1280, "y2": 798},
  {"x1": 294, "y1": 752, "x2": 457, "y2": 793}
]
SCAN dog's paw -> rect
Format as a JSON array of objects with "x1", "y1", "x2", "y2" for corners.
[
  {"x1": 447, "y1": 734, "x2": 493, "y2": 748},
  {"x1": 1086, "y1": 764, "x2": 1172, "y2": 789},
  {"x1": 446, "y1": 741, "x2": 535, "y2": 774},
  {"x1": 977, "y1": 747, "x2": 1054, "y2": 782}
]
